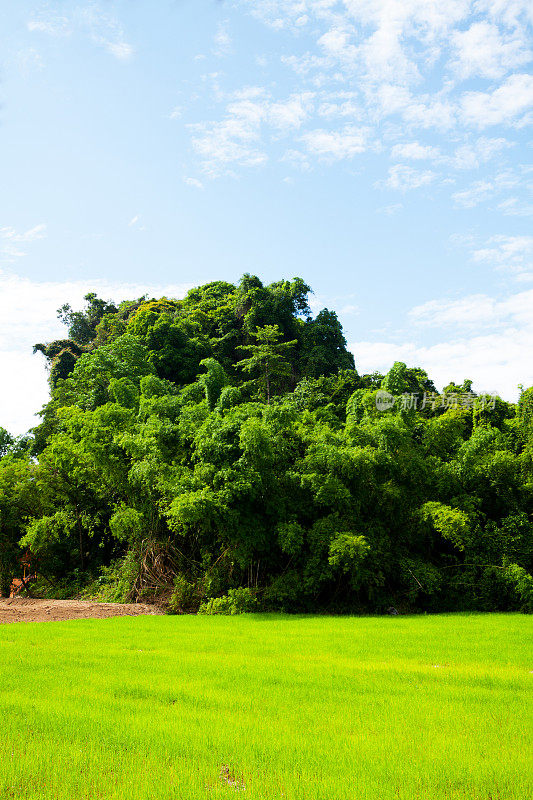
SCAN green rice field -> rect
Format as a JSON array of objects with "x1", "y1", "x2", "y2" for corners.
[{"x1": 0, "y1": 613, "x2": 531, "y2": 800}]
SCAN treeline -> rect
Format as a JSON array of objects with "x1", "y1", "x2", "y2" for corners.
[{"x1": 1, "y1": 275, "x2": 532, "y2": 613}]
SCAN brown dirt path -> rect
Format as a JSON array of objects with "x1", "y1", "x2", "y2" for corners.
[{"x1": 0, "y1": 598, "x2": 163, "y2": 624}]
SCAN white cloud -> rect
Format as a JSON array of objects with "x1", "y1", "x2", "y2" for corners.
[
  {"x1": 0, "y1": 350, "x2": 51, "y2": 440},
  {"x1": 340, "y1": 303, "x2": 358, "y2": 314},
  {"x1": 301, "y1": 125, "x2": 368, "y2": 160},
  {"x1": 402, "y1": 97, "x2": 457, "y2": 131},
  {"x1": 477, "y1": 0, "x2": 533, "y2": 31},
  {"x1": 409, "y1": 293, "x2": 499, "y2": 327},
  {"x1": 460, "y1": 73, "x2": 533, "y2": 128},
  {"x1": 450, "y1": 21, "x2": 531, "y2": 80},
  {"x1": 27, "y1": 13, "x2": 72, "y2": 37},
  {"x1": 318, "y1": 93, "x2": 362, "y2": 119},
  {"x1": 190, "y1": 0, "x2": 531, "y2": 200},
  {"x1": 342, "y1": 0, "x2": 469, "y2": 84},
  {"x1": 415, "y1": 289, "x2": 533, "y2": 327},
  {"x1": 391, "y1": 142, "x2": 441, "y2": 160},
  {"x1": 281, "y1": 52, "x2": 330, "y2": 79},
  {"x1": 106, "y1": 41, "x2": 134, "y2": 61},
  {"x1": 282, "y1": 148, "x2": 311, "y2": 171},
  {"x1": 358, "y1": 25, "x2": 419, "y2": 85},
  {"x1": 268, "y1": 92, "x2": 314, "y2": 131},
  {"x1": 472, "y1": 234, "x2": 533, "y2": 273},
  {"x1": 190, "y1": 89, "x2": 316, "y2": 175},
  {"x1": 351, "y1": 330, "x2": 529, "y2": 400},
  {"x1": 128, "y1": 215, "x2": 147, "y2": 230},
  {"x1": 213, "y1": 22, "x2": 232, "y2": 57},
  {"x1": 351, "y1": 286, "x2": 533, "y2": 399},
  {"x1": 0, "y1": 224, "x2": 47, "y2": 263},
  {"x1": 364, "y1": 85, "x2": 456, "y2": 130},
  {"x1": 0, "y1": 272, "x2": 193, "y2": 434},
  {"x1": 184, "y1": 177, "x2": 204, "y2": 189},
  {"x1": 16, "y1": 47, "x2": 45, "y2": 75},
  {"x1": 4, "y1": 224, "x2": 46, "y2": 241},
  {"x1": 245, "y1": 1, "x2": 318, "y2": 31},
  {"x1": 498, "y1": 197, "x2": 533, "y2": 216},
  {"x1": 368, "y1": 82, "x2": 411, "y2": 118},
  {"x1": 27, "y1": 4, "x2": 134, "y2": 61},
  {"x1": 381, "y1": 165, "x2": 435, "y2": 191},
  {"x1": 450, "y1": 136, "x2": 512, "y2": 169},
  {"x1": 318, "y1": 27, "x2": 358, "y2": 65},
  {"x1": 377, "y1": 202, "x2": 403, "y2": 215},
  {"x1": 452, "y1": 180, "x2": 494, "y2": 207},
  {"x1": 190, "y1": 96, "x2": 267, "y2": 177},
  {"x1": 452, "y1": 168, "x2": 520, "y2": 206}
]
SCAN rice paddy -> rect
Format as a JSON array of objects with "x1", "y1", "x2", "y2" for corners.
[{"x1": 0, "y1": 612, "x2": 531, "y2": 800}]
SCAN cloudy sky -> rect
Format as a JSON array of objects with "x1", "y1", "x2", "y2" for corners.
[{"x1": 1, "y1": 0, "x2": 532, "y2": 433}]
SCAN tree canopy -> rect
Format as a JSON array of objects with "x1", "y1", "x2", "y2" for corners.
[{"x1": 1, "y1": 275, "x2": 531, "y2": 613}]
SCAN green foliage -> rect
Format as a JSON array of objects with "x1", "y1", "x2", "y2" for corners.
[
  {"x1": 236, "y1": 324, "x2": 296, "y2": 402},
  {"x1": 421, "y1": 502, "x2": 471, "y2": 551},
  {"x1": 198, "y1": 587, "x2": 257, "y2": 615},
  {"x1": 198, "y1": 358, "x2": 228, "y2": 411},
  {"x1": 109, "y1": 506, "x2": 145, "y2": 544},
  {"x1": 168, "y1": 575, "x2": 200, "y2": 613},
  {"x1": 0, "y1": 456, "x2": 39, "y2": 595},
  {"x1": 126, "y1": 299, "x2": 181, "y2": 336},
  {"x1": 0, "y1": 427, "x2": 14, "y2": 458},
  {"x1": 55, "y1": 334, "x2": 154, "y2": 409},
  {"x1": 300, "y1": 309, "x2": 355, "y2": 377},
  {"x1": 518, "y1": 386, "x2": 533, "y2": 449},
  {"x1": 503, "y1": 561, "x2": 533, "y2": 611},
  {"x1": 4, "y1": 275, "x2": 530, "y2": 613},
  {"x1": 83, "y1": 550, "x2": 141, "y2": 603},
  {"x1": 33, "y1": 340, "x2": 86, "y2": 388},
  {"x1": 382, "y1": 361, "x2": 410, "y2": 395},
  {"x1": 277, "y1": 521, "x2": 304, "y2": 555},
  {"x1": 109, "y1": 378, "x2": 139, "y2": 409},
  {"x1": 216, "y1": 385, "x2": 242, "y2": 410},
  {"x1": 58, "y1": 293, "x2": 117, "y2": 345},
  {"x1": 328, "y1": 533, "x2": 369, "y2": 575},
  {"x1": 421, "y1": 409, "x2": 468, "y2": 458},
  {"x1": 0, "y1": 428, "x2": 32, "y2": 460}
]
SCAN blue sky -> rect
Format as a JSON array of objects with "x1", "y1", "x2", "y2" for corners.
[{"x1": 1, "y1": 0, "x2": 532, "y2": 433}]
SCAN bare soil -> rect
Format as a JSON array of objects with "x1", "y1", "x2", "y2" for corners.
[{"x1": 0, "y1": 597, "x2": 163, "y2": 624}]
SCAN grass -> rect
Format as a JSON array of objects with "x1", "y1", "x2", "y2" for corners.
[{"x1": 0, "y1": 613, "x2": 531, "y2": 800}]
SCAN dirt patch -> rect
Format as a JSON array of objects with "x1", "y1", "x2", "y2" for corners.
[{"x1": 0, "y1": 598, "x2": 163, "y2": 625}]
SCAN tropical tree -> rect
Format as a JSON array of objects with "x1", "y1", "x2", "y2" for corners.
[{"x1": 236, "y1": 325, "x2": 296, "y2": 403}]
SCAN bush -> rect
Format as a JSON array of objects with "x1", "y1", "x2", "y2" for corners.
[
  {"x1": 504, "y1": 562, "x2": 533, "y2": 612},
  {"x1": 263, "y1": 571, "x2": 304, "y2": 612},
  {"x1": 198, "y1": 587, "x2": 257, "y2": 615},
  {"x1": 81, "y1": 551, "x2": 140, "y2": 603},
  {"x1": 19, "y1": 575, "x2": 84, "y2": 600},
  {"x1": 168, "y1": 575, "x2": 199, "y2": 614}
]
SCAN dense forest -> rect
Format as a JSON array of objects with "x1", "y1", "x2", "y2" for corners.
[{"x1": 1, "y1": 275, "x2": 532, "y2": 613}]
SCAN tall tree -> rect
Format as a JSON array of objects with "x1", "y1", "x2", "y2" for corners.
[{"x1": 236, "y1": 325, "x2": 296, "y2": 403}]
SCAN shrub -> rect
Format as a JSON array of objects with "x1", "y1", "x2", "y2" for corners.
[
  {"x1": 504, "y1": 562, "x2": 533, "y2": 612},
  {"x1": 168, "y1": 575, "x2": 199, "y2": 614},
  {"x1": 82, "y1": 551, "x2": 140, "y2": 603},
  {"x1": 198, "y1": 587, "x2": 257, "y2": 615}
]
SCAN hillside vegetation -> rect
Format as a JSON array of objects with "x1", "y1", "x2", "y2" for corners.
[{"x1": 1, "y1": 275, "x2": 532, "y2": 612}]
